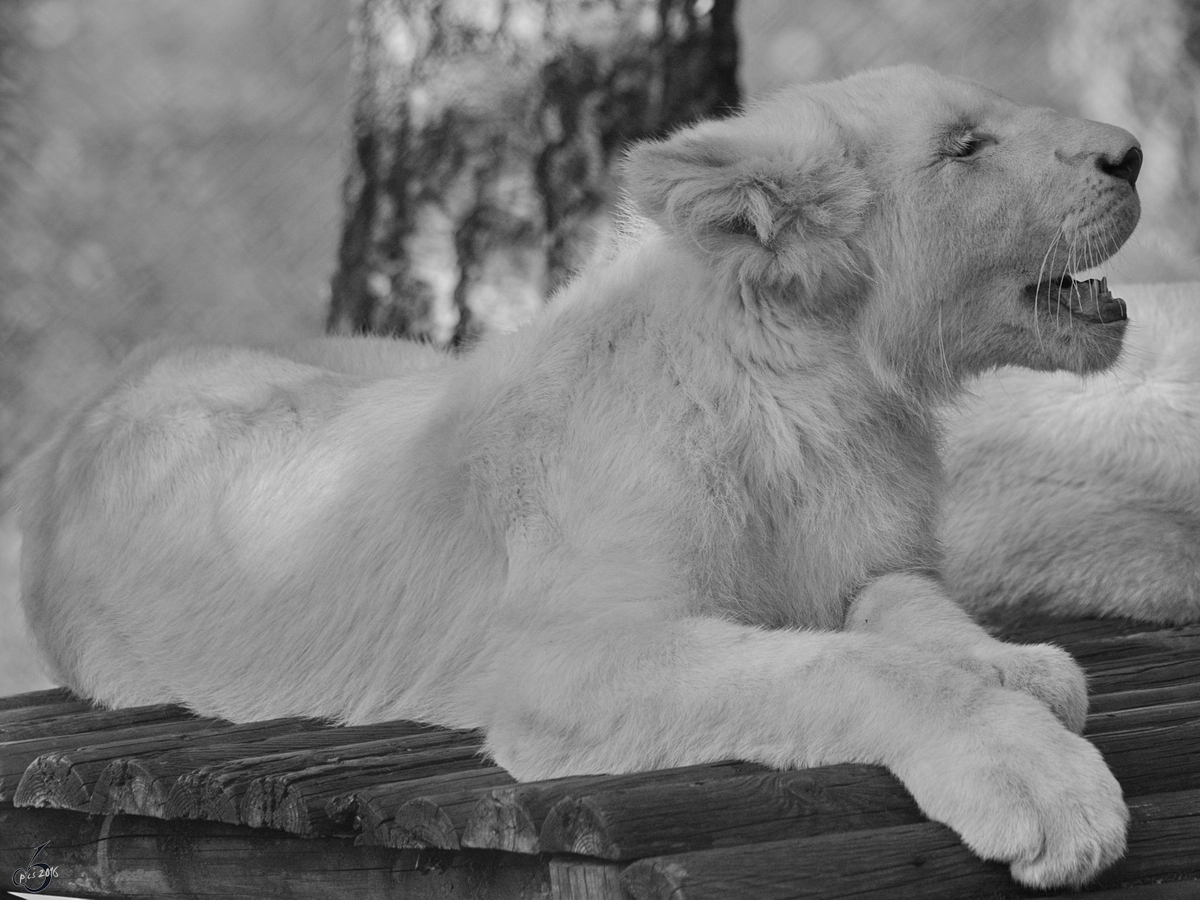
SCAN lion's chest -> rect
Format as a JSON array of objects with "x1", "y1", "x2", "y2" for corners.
[
  {"x1": 692, "y1": 407, "x2": 943, "y2": 630},
  {"x1": 479, "y1": 344, "x2": 944, "y2": 630}
]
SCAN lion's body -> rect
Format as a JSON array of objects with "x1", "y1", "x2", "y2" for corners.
[
  {"x1": 945, "y1": 282, "x2": 1200, "y2": 623},
  {"x1": 21, "y1": 67, "x2": 1143, "y2": 887},
  {"x1": 22, "y1": 245, "x2": 945, "y2": 729}
]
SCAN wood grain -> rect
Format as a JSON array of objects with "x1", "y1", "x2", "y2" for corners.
[
  {"x1": 6, "y1": 717, "x2": 215, "y2": 807},
  {"x1": 620, "y1": 789, "x2": 1200, "y2": 900},
  {"x1": 163, "y1": 728, "x2": 483, "y2": 825},
  {"x1": 539, "y1": 765, "x2": 922, "y2": 860},
  {"x1": 461, "y1": 762, "x2": 764, "y2": 853},
  {"x1": 88, "y1": 717, "x2": 330, "y2": 817},
  {"x1": 0, "y1": 804, "x2": 552, "y2": 900},
  {"x1": 351, "y1": 766, "x2": 517, "y2": 849},
  {"x1": 241, "y1": 745, "x2": 489, "y2": 836}
]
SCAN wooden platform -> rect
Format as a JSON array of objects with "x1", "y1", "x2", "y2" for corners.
[{"x1": 3, "y1": 616, "x2": 1200, "y2": 899}]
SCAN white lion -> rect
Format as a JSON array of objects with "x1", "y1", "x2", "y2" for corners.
[
  {"x1": 945, "y1": 281, "x2": 1200, "y2": 623},
  {"x1": 21, "y1": 67, "x2": 1140, "y2": 887}
]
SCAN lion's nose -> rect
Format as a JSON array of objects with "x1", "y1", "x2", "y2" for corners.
[{"x1": 1098, "y1": 145, "x2": 1142, "y2": 186}]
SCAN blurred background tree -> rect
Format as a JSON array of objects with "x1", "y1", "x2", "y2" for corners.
[
  {"x1": 329, "y1": 0, "x2": 738, "y2": 346},
  {"x1": 3, "y1": 0, "x2": 1199, "y2": 694}
]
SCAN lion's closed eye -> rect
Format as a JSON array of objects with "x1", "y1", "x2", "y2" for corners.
[{"x1": 943, "y1": 128, "x2": 995, "y2": 159}]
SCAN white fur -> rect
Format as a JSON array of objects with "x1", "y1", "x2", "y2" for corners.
[
  {"x1": 945, "y1": 281, "x2": 1200, "y2": 622},
  {"x1": 20, "y1": 67, "x2": 1140, "y2": 888}
]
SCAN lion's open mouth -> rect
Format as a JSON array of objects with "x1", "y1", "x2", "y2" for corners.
[{"x1": 1023, "y1": 275, "x2": 1127, "y2": 324}]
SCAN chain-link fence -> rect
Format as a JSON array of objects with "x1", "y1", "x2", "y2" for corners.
[{"x1": 2, "y1": 0, "x2": 1199, "y2": 694}]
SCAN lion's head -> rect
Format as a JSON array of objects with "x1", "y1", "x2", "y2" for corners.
[{"x1": 624, "y1": 65, "x2": 1140, "y2": 392}]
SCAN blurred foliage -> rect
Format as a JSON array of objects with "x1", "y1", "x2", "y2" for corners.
[
  {"x1": 741, "y1": 0, "x2": 1067, "y2": 103},
  {"x1": 0, "y1": 0, "x2": 355, "y2": 488}
]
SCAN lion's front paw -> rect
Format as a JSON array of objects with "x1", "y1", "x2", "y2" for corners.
[
  {"x1": 998, "y1": 729, "x2": 1127, "y2": 888},
  {"x1": 993, "y1": 739, "x2": 1123, "y2": 888},
  {"x1": 905, "y1": 690, "x2": 1127, "y2": 889},
  {"x1": 976, "y1": 641, "x2": 1089, "y2": 733}
]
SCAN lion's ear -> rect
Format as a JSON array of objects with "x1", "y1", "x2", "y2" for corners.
[{"x1": 623, "y1": 108, "x2": 873, "y2": 295}]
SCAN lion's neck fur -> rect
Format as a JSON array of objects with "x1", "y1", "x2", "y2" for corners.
[
  {"x1": 578, "y1": 226, "x2": 953, "y2": 447},
  {"x1": 494, "y1": 231, "x2": 944, "y2": 628}
]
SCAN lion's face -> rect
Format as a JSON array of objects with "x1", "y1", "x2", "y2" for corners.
[
  {"x1": 625, "y1": 65, "x2": 1141, "y2": 389},
  {"x1": 832, "y1": 67, "x2": 1140, "y2": 377}
]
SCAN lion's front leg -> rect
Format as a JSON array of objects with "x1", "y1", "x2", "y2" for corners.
[
  {"x1": 476, "y1": 611, "x2": 1125, "y2": 888},
  {"x1": 845, "y1": 572, "x2": 1089, "y2": 733}
]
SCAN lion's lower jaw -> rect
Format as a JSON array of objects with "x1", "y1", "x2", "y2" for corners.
[
  {"x1": 1021, "y1": 324, "x2": 1127, "y2": 377},
  {"x1": 958, "y1": 319, "x2": 1126, "y2": 379}
]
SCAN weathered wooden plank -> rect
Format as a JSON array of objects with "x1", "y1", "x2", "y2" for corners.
[
  {"x1": 1069, "y1": 882, "x2": 1200, "y2": 900},
  {"x1": 539, "y1": 765, "x2": 922, "y2": 860},
  {"x1": 1, "y1": 704, "x2": 206, "y2": 801},
  {"x1": 165, "y1": 728, "x2": 483, "y2": 825},
  {"x1": 461, "y1": 762, "x2": 765, "y2": 854},
  {"x1": 11, "y1": 717, "x2": 220, "y2": 811},
  {"x1": 1072, "y1": 630, "x2": 1200, "y2": 666},
  {"x1": 986, "y1": 615, "x2": 1140, "y2": 643},
  {"x1": 5, "y1": 717, "x2": 451, "y2": 814},
  {"x1": 0, "y1": 804, "x2": 551, "y2": 899},
  {"x1": 620, "y1": 788, "x2": 1200, "y2": 900},
  {"x1": 1086, "y1": 656, "x2": 1200, "y2": 694},
  {"x1": 549, "y1": 858, "x2": 626, "y2": 900},
  {"x1": 2, "y1": 723, "x2": 228, "y2": 803},
  {"x1": 1093, "y1": 719, "x2": 1200, "y2": 797},
  {"x1": 1008, "y1": 623, "x2": 1200, "y2": 658},
  {"x1": 352, "y1": 767, "x2": 519, "y2": 849},
  {"x1": 0, "y1": 687, "x2": 81, "y2": 714},
  {"x1": 0, "y1": 687, "x2": 75, "y2": 710},
  {"x1": 3, "y1": 717, "x2": 215, "y2": 805},
  {"x1": 1089, "y1": 681, "x2": 1200, "y2": 713},
  {"x1": 0, "y1": 701, "x2": 193, "y2": 741},
  {"x1": 989, "y1": 616, "x2": 1200, "y2": 648},
  {"x1": 241, "y1": 745, "x2": 490, "y2": 836},
  {"x1": 145, "y1": 724, "x2": 451, "y2": 830},
  {"x1": 89, "y1": 719, "x2": 446, "y2": 820},
  {"x1": 88, "y1": 717, "x2": 330, "y2": 816},
  {"x1": 1085, "y1": 698, "x2": 1200, "y2": 734}
]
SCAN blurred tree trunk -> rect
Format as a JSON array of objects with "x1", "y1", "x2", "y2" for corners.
[{"x1": 328, "y1": 0, "x2": 739, "y2": 346}]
